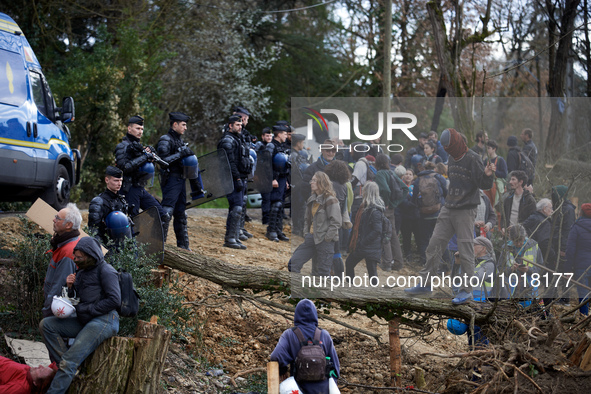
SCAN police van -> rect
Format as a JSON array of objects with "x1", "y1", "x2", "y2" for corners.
[{"x1": 0, "y1": 13, "x2": 80, "y2": 209}]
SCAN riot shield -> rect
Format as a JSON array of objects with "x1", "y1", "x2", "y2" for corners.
[
  {"x1": 133, "y1": 206, "x2": 164, "y2": 264},
  {"x1": 253, "y1": 150, "x2": 273, "y2": 193},
  {"x1": 185, "y1": 149, "x2": 234, "y2": 209}
]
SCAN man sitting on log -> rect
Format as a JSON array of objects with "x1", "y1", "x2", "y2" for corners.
[{"x1": 39, "y1": 237, "x2": 121, "y2": 393}]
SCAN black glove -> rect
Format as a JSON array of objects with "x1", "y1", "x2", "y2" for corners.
[
  {"x1": 180, "y1": 146, "x2": 193, "y2": 158},
  {"x1": 234, "y1": 179, "x2": 244, "y2": 192}
]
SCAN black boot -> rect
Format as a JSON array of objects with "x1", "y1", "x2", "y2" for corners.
[
  {"x1": 239, "y1": 207, "x2": 253, "y2": 239},
  {"x1": 266, "y1": 202, "x2": 280, "y2": 242},
  {"x1": 224, "y1": 206, "x2": 246, "y2": 249},
  {"x1": 174, "y1": 212, "x2": 191, "y2": 251},
  {"x1": 276, "y1": 206, "x2": 289, "y2": 242},
  {"x1": 161, "y1": 207, "x2": 173, "y2": 243}
]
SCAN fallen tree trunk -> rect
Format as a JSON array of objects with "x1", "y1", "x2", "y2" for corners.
[{"x1": 162, "y1": 248, "x2": 495, "y2": 324}]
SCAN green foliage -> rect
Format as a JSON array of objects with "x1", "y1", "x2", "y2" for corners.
[
  {"x1": 102, "y1": 237, "x2": 192, "y2": 338},
  {"x1": 7, "y1": 217, "x2": 51, "y2": 331},
  {"x1": 3, "y1": 218, "x2": 190, "y2": 340},
  {"x1": 0, "y1": 202, "x2": 32, "y2": 212}
]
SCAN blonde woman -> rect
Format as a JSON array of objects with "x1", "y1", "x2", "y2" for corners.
[
  {"x1": 346, "y1": 181, "x2": 389, "y2": 279},
  {"x1": 288, "y1": 172, "x2": 342, "y2": 276}
]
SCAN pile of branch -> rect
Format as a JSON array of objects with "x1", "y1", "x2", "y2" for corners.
[{"x1": 423, "y1": 314, "x2": 591, "y2": 393}]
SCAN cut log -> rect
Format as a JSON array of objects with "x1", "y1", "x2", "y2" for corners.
[
  {"x1": 67, "y1": 336, "x2": 135, "y2": 393},
  {"x1": 126, "y1": 320, "x2": 172, "y2": 393},
  {"x1": 67, "y1": 320, "x2": 171, "y2": 394}
]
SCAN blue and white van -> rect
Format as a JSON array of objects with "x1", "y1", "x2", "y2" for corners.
[{"x1": 0, "y1": 13, "x2": 80, "y2": 209}]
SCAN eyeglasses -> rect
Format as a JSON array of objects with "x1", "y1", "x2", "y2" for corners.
[{"x1": 54, "y1": 215, "x2": 65, "y2": 221}]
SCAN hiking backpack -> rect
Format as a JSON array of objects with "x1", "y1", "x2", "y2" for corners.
[
  {"x1": 292, "y1": 327, "x2": 327, "y2": 383},
  {"x1": 386, "y1": 170, "x2": 408, "y2": 208},
  {"x1": 417, "y1": 173, "x2": 442, "y2": 215},
  {"x1": 100, "y1": 264, "x2": 140, "y2": 318},
  {"x1": 517, "y1": 151, "x2": 535, "y2": 184}
]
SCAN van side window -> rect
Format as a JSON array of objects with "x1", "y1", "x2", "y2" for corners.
[
  {"x1": 0, "y1": 49, "x2": 28, "y2": 107},
  {"x1": 30, "y1": 70, "x2": 55, "y2": 122}
]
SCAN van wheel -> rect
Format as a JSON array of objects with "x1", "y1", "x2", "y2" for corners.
[{"x1": 42, "y1": 164, "x2": 71, "y2": 210}]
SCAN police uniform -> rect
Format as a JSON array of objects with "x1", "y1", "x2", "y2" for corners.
[
  {"x1": 88, "y1": 166, "x2": 131, "y2": 247},
  {"x1": 256, "y1": 127, "x2": 273, "y2": 225},
  {"x1": 218, "y1": 115, "x2": 253, "y2": 249},
  {"x1": 114, "y1": 116, "x2": 168, "y2": 223},
  {"x1": 266, "y1": 124, "x2": 290, "y2": 242},
  {"x1": 156, "y1": 112, "x2": 203, "y2": 250},
  {"x1": 289, "y1": 134, "x2": 309, "y2": 237},
  {"x1": 233, "y1": 107, "x2": 255, "y2": 240}
]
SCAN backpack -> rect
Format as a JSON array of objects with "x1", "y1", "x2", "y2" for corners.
[
  {"x1": 381, "y1": 211, "x2": 393, "y2": 243},
  {"x1": 292, "y1": 327, "x2": 327, "y2": 383},
  {"x1": 100, "y1": 264, "x2": 140, "y2": 317},
  {"x1": 418, "y1": 173, "x2": 441, "y2": 215},
  {"x1": 361, "y1": 159, "x2": 377, "y2": 181},
  {"x1": 517, "y1": 151, "x2": 535, "y2": 184},
  {"x1": 386, "y1": 170, "x2": 408, "y2": 208}
]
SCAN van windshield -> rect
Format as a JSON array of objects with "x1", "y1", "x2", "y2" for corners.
[{"x1": 0, "y1": 49, "x2": 27, "y2": 107}]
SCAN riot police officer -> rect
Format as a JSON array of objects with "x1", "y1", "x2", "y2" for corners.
[
  {"x1": 255, "y1": 127, "x2": 274, "y2": 225},
  {"x1": 88, "y1": 166, "x2": 132, "y2": 247},
  {"x1": 156, "y1": 112, "x2": 204, "y2": 250},
  {"x1": 266, "y1": 124, "x2": 290, "y2": 242},
  {"x1": 115, "y1": 116, "x2": 169, "y2": 226},
  {"x1": 233, "y1": 106, "x2": 256, "y2": 239},
  {"x1": 218, "y1": 115, "x2": 253, "y2": 249}
]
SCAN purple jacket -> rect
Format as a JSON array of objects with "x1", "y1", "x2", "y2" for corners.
[{"x1": 270, "y1": 299, "x2": 340, "y2": 393}]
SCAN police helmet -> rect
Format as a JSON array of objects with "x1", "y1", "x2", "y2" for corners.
[
  {"x1": 137, "y1": 162, "x2": 155, "y2": 187},
  {"x1": 273, "y1": 152, "x2": 290, "y2": 172},
  {"x1": 182, "y1": 155, "x2": 199, "y2": 179},
  {"x1": 447, "y1": 319, "x2": 468, "y2": 335},
  {"x1": 105, "y1": 211, "x2": 131, "y2": 240}
]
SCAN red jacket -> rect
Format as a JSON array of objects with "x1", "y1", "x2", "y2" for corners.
[{"x1": 0, "y1": 356, "x2": 31, "y2": 394}]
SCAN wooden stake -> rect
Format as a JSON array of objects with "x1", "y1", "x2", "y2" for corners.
[
  {"x1": 267, "y1": 361, "x2": 279, "y2": 394},
  {"x1": 389, "y1": 317, "x2": 402, "y2": 386}
]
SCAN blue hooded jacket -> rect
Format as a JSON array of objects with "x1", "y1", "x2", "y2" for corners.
[{"x1": 270, "y1": 299, "x2": 340, "y2": 393}]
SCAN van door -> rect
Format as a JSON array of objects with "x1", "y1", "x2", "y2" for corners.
[
  {"x1": 29, "y1": 69, "x2": 65, "y2": 186},
  {"x1": 0, "y1": 47, "x2": 37, "y2": 186}
]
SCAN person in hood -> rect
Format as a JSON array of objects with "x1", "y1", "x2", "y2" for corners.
[
  {"x1": 40, "y1": 237, "x2": 120, "y2": 394},
  {"x1": 270, "y1": 299, "x2": 340, "y2": 393},
  {"x1": 565, "y1": 203, "x2": 591, "y2": 315},
  {"x1": 405, "y1": 128, "x2": 496, "y2": 305}
]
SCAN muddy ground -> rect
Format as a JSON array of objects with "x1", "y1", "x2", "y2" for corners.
[{"x1": 1, "y1": 209, "x2": 589, "y2": 393}]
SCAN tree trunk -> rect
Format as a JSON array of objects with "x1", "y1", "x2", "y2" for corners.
[
  {"x1": 68, "y1": 320, "x2": 171, "y2": 394},
  {"x1": 426, "y1": 1, "x2": 473, "y2": 138},
  {"x1": 544, "y1": 0, "x2": 581, "y2": 162},
  {"x1": 161, "y1": 247, "x2": 493, "y2": 324}
]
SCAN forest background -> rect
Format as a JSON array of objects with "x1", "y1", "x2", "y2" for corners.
[{"x1": 2, "y1": 0, "x2": 590, "y2": 201}]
